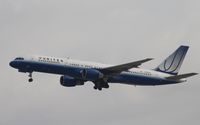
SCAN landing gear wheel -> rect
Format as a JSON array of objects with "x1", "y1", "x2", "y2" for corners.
[
  {"x1": 93, "y1": 86, "x2": 97, "y2": 90},
  {"x1": 98, "y1": 87, "x2": 102, "y2": 91},
  {"x1": 28, "y1": 72, "x2": 33, "y2": 82},
  {"x1": 28, "y1": 78, "x2": 33, "y2": 82}
]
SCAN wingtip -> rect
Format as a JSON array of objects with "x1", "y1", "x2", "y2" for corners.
[
  {"x1": 192, "y1": 73, "x2": 198, "y2": 75},
  {"x1": 147, "y1": 58, "x2": 154, "y2": 60}
]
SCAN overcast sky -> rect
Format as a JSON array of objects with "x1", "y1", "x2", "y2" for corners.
[{"x1": 0, "y1": 0, "x2": 200, "y2": 125}]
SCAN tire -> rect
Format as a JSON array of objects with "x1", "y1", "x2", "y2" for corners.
[
  {"x1": 98, "y1": 87, "x2": 102, "y2": 91},
  {"x1": 28, "y1": 78, "x2": 33, "y2": 82}
]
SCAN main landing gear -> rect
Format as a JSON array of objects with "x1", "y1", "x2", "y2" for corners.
[
  {"x1": 93, "y1": 81, "x2": 109, "y2": 91},
  {"x1": 93, "y1": 86, "x2": 102, "y2": 91},
  {"x1": 28, "y1": 72, "x2": 33, "y2": 82}
]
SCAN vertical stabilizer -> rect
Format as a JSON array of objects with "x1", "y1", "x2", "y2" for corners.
[{"x1": 155, "y1": 46, "x2": 189, "y2": 75}]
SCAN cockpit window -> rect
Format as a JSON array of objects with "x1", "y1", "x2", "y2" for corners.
[{"x1": 15, "y1": 57, "x2": 24, "y2": 60}]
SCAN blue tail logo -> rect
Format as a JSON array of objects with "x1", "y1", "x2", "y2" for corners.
[{"x1": 155, "y1": 46, "x2": 189, "y2": 75}]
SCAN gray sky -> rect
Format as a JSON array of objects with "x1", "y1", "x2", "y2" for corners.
[{"x1": 0, "y1": 0, "x2": 200, "y2": 125}]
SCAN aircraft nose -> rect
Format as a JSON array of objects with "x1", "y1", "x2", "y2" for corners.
[{"x1": 9, "y1": 61, "x2": 18, "y2": 68}]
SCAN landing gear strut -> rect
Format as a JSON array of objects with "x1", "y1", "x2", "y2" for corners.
[{"x1": 28, "y1": 72, "x2": 33, "y2": 82}]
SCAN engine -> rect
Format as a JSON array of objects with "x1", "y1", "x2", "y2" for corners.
[
  {"x1": 60, "y1": 75, "x2": 84, "y2": 87},
  {"x1": 79, "y1": 69, "x2": 103, "y2": 81}
]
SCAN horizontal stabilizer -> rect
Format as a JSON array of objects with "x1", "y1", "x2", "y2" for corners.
[{"x1": 166, "y1": 73, "x2": 198, "y2": 80}]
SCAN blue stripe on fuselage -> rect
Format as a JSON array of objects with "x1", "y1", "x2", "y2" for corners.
[
  {"x1": 108, "y1": 72, "x2": 177, "y2": 86},
  {"x1": 10, "y1": 60, "x2": 82, "y2": 76}
]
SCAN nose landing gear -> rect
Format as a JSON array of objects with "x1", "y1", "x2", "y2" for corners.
[{"x1": 28, "y1": 72, "x2": 33, "y2": 82}]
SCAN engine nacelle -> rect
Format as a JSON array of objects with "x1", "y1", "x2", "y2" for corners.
[
  {"x1": 60, "y1": 76, "x2": 84, "y2": 87},
  {"x1": 79, "y1": 69, "x2": 103, "y2": 81}
]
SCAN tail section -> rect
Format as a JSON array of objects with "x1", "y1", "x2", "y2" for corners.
[{"x1": 155, "y1": 45, "x2": 189, "y2": 75}]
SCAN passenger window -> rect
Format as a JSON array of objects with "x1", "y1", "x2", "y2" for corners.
[{"x1": 15, "y1": 57, "x2": 24, "y2": 60}]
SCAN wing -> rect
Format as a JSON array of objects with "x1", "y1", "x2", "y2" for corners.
[{"x1": 100, "y1": 58, "x2": 153, "y2": 75}]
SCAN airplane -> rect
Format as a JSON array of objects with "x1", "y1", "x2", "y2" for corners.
[{"x1": 9, "y1": 45, "x2": 198, "y2": 90}]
